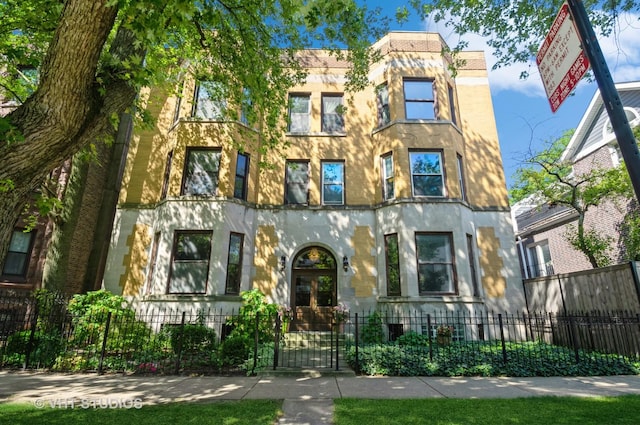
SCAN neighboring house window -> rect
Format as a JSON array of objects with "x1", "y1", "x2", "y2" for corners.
[
  {"x1": 448, "y1": 84, "x2": 457, "y2": 126},
  {"x1": 191, "y1": 80, "x2": 225, "y2": 120},
  {"x1": 288, "y1": 94, "x2": 311, "y2": 133},
  {"x1": 181, "y1": 148, "x2": 221, "y2": 196},
  {"x1": 225, "y1": 233, "x2": 243, "y2": 295},
  {"x1": 410, "y1": 151, "x2": 444, "y2": 197},
  {"x1": 321, "y1": 94, "x2": 345, "y2": 133},
  {"x1": 321, "y1": 161, "x2": 345, "y2": 205},
  {"x1": 381, "y1": 153, "x2": 395, "y2": 201},
  {"x1": 527, "y1": 241, "x2": 553, "y2": 278},
  {"x1": 376, "y1": 83, "x2": 390, "y2": 127},
  {"x1": 285, "y1": 160, "x2": 309, "y2": 204},
  {"x1": 385, "y1": 233, "x2": 401, "y2": 296},
  {"x1": 403, "y1": 79, "x2": 435, "y2": 120},
  {"x1": 234, "y1": 152, "x2": 250, "y2": 200},
  {"x1": 160, "y1": 150, "x2": 173, "y2": 200},
  {"x1": 457, "y1": 153, "x2": 466, "y2": 202},
  {"x1": 416, "y1": 232, "x2": 456, "y2": 295},
  {"x1": 168, "y1": 231, "x2": 212, "y2": 294},
  {"x1": 602, "y1": 107, "x2": 639, "y2": 140},
  {"x1": 466, "y1": 234, "x2": 480, "y2": 297},
  {"x1": 1, "y1": 229, "x2": 34, "y2": 278}
]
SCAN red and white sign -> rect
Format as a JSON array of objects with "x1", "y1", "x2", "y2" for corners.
[{"x1": 537, "y1": 2, "x2": 590, "y2": 112}]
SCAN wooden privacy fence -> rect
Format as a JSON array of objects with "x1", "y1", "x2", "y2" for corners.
[{"x1": 523, "y1": 262, "x2": 640, "y2": 313}]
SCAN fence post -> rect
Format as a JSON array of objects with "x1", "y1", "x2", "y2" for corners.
[
  {"x1": 335, "y1": 321, "x2": 340, "y2": 371},
  {"x1": 252, "y1": 312, "x2": 259, "y2": 375},
  {"x1": 174, "y1": 312, "x2": 186, "y2": 375},
  {"x1": 97, "y1": 311, "x2": 112, "y2": 375},
  {"x1": 24, "y1": 303, "x2": 40, "y2": 369},
  {"x1": 273, "y1": 313, "x2": 281, "y2": 371},
  {"x1": 354, "y1": 313, "x2": 359, "y2": 374},
  {"x1": 498, "y1": 313, "x2": 507, "y2": 364},
  {"x1": 427, "y1": 314, "x2": 433, "y2": 362},
  {"x1": 569, "y1": 314, "x2": 580, "y2": 363}
]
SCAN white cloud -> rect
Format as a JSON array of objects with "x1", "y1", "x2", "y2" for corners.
[{"x1": 426, "y1": 11, "x2": 640, "y2": 98}]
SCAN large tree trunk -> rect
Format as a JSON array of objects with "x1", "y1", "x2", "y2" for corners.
[{"x1": 0, "y1": 0, "x2": 140, "y2": 271}]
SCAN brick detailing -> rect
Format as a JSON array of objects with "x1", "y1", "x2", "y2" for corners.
[
  {"x1": 253, "y1": 225, "x2": 278, "y2": 297},
  {"x1": 350, "y1": 226, "x2": 376, "y2": 297},
  {"x1": 119, "y1": 224, "x2": 151, "y2": 296},
  {"x1": 477, "y1": 227, "x2": 506, "y2": 297}
]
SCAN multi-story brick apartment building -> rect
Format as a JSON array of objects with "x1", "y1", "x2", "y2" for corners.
[
  {"x1": 102, "y1": 32, "x2": 525, "y2": 330},
  {"x1": 513, "y1": 81, "x2": 640, "y2": 279}
]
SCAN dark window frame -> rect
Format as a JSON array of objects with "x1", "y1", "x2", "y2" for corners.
[
  {"x1": 167, "y1": 230, "x2": 213, "y2": 295},
  {"x1": 384, "y1": 233, "x2": 401, "y2": 296},
  {"x1": 225, "y1": 232, "x2": 244, "y2": 295},
  {"x1": 180, "y1": 147, "x2": 222, "y2": 196},
  {"x1": 285, "y1": 160, "x2": 310, "y2": 205},
  {"x1": 1, "y1": 228, "x2": 36, "y2": 280},
  {"x1": 234, "y1": 152, "x2": 250, "y2": 200},
  {"x1": 415, "y1": 232, "x2": 457, "y2": 296},
  {"x1": 160, "y1": 150, "x2": 173, "y2": 200}
]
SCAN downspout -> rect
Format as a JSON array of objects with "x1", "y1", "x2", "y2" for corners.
[{"x1": 517, "y1": 236, "x2": 529, "y2": 279}]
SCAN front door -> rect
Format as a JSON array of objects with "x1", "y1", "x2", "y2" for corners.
[{"x1": 290, "y1": 247, "x2": 337, "y2": 331}]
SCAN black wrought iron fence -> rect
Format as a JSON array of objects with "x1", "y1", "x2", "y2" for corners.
[{"x1": 1, "y1": 290, "x2": 639, "y2": 376}]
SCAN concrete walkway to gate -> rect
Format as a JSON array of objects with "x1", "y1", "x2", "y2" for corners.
[{"x1": 2, "y1": 371, "x2": 640, "y2": 424}]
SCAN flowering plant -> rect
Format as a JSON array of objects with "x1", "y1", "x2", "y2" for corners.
[
  {"x1": 436, "y1": 325, "x2": 453, "y2": 338},
  {"x1": 333, "y1": 303, "x2": 350, "y2": 322},
  {"x1": 137, "y1": 362, "x2": 158, "y2": 373}
]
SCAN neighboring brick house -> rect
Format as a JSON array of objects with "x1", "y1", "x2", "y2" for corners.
[
  {"x1": 513, "y1": 81, "x2": 640, "y2": 279},
  {"x1": 102, "y1": 31, "x2": 525, "y2": 329}
]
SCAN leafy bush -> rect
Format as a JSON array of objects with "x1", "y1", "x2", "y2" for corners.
[
  {"x1": 360, "y1": 311, "x2": 384, "y2": 344},
  {"x1": 226, "y1": 290, "x2": 279, "y2": 345},
  {"x1": 347, "y1": 340, "x2": 640, "y2": 377},
  {"x1": 165, "y1": 314, "x2": 217, "y2": 355},
  {"x1": 395, "y1": 331, "x2": 429, "y2": 347},
  {"x1": 220, "y1": 334, "x2": 251, "y2": 367},
  {"x1": 4, "y1": 329, "x2": 63, "y2": 368}
]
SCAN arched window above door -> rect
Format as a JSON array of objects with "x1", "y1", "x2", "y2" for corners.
[{"x1": 293, "y1": 247, "x2": 336, "y2": 270}]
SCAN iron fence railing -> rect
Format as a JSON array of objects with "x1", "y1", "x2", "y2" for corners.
[{"x1": 1, "y1": 291, "x2": 639, "y2": 375}]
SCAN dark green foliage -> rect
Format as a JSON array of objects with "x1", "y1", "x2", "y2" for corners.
[
  {"x1": 347, "y1": 340, "x2": 640, "y2": 377},
  {"x1": 220, "y1": 334, "x2": 252, "y2": 367},
  {"x1": 4, "y1": 329, "x2": 63, "y2": 367},
  {"x1": 395, "y1": 331, "x2": 430, "y2": 347},
  {"x1": 165, "y1": 315, "x2": 217, "y2": 355},
  {"x1": 360, "y1": 311, "x2": 384, "y2": 344}
]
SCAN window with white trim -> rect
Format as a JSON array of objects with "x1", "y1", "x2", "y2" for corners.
[
  {"x1": 288, "y1": 94, "x2": 311, "y2": 133},
  {"x1": 321, "y1": 94, "x2": 345, "y2": 133},
  {"x1": 321, "y1": 161, "x2": 345, "y2": 205},
  {"x1": 376, "y1": 83, "x2": 390, "y2": 127},
  {"x1": 181, "y1": 148, "x2": 221, "y2": 196},
  {"x1": 381, "y1": 153, "x2": 394, "y2": 201},
  {"x1": 191, "y1": 81, "x2": 226, "y2": 120},
  {"x1": 404, "y1": 79, "x2": 435, "y2": 120},
  {"x1": 285, "y1": 160, "x2": 309, "y2": 204},
  {"x1": 410, "y1": 151, "x2": 444, "y2": 197}
]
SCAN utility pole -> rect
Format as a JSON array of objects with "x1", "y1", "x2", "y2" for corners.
[{"x1": 567, "y1": 0, "x2": 640, "y2": 200}]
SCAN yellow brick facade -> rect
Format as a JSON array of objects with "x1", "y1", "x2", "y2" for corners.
[{"x1": 105, "y1": 31, "x2": 525, "y2": 318}]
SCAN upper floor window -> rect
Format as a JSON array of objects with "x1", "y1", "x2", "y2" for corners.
[
  {"x1": 376, "y1": 83, "x2": 390, "y2": 127},
  {"x1": 168, "y1": 231, "x2": 212, "y2": 294},
  {"x1": 288, "y1": 94, "x2": 311, "y2": 133},
  {"x1": 285, "y1": 160, "x2": 309, "y2": 204},
  {"x1": 225, "y1": 233, "x2": 244, "y2": 295},
  {"x1": 234, "y1": 152, "x2": 250, "y2": 200},
  {"x1": 527, "y1": 241, "x2": 553, "y2": 278},
  {"x1": 448, "y1": 84, "x2": 457, "y2": 126},
  {"x1": 410, "y1": 151, "x2": 444, "y2": 197},
  {"x1": 181, "y1": 148, "x2": 221, "y2": 196},
  {"x1": 403, "y1": 79, "x2": 435, "y2": 120},
  {"x1": 1, "y1": 229, "x2": 34, "y2": 278},
  {"x1": 381, "y1": 153, "x2": 395, "y2": 201},
  {"x1": 173, "y1": 82, "x2": 184, "y2": 124},
  {"x1": 321, "y1": 94, "x2": 345, "y2": 133},
  {"x1": 457, "y1": 153, "x2": 466, "y2": 202},
  {"x1": 160, "y1": 150, "x2": 173, "y2": 200},
  {"x1": 321, "y1": 161, "x2": 345, "y2": 205},
  {"x1": 385, "y1": 233, "x2": 401, "y2": 296},
  {"x1": 416, "y1": 232, "x2": 456, "y2": 295},
  {"x1": 192, "y1": 80, "x2": 225, "y2": 120}
]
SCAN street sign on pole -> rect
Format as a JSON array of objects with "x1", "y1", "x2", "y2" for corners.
[{"x1": 537, "y1": 2, "x2": 590, "y2": 112}]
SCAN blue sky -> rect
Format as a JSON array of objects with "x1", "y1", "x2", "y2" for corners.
[{"x1": 365, "y1": 3, "x2": 640, "y2": 188}]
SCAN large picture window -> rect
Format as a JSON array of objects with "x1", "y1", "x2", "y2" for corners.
[
  {"x1": 410, "y1": 151, "x2": 444, "y2": 197},
  {"x1": 321, "y1": 94, "x2": 345, "y2": 133},
  {"x1": 288, "y1": 94, "x2": 311, "y2": 133},
  {"x1": 234, "y1": 152, "x2": 249, "y2": 200},
  {"x1": 225, "y1": 233, "x2": 243, "y2": 295},
  {"x1": 416, "y1": 233, "x2": 456, "y2": 295},
  {"x1": 192, "y1": 80, "x2": 226, "y2": 120},
  {"x1": 181, "y1": 148, "x2": 221, "y2": 196},
  {"x1": 285, "y1": 161, "x2": 309, "y2": 204},
  {"x1": 381, "y1": 153, "x2": 394, "y2": 201},
  {"x1": 404, "y1": 79, "x2": 435, "y2": 120},
  {"x1": 385, "y1": 234, "x2": 401, "y2": 296},
  {"x1": 1, "y1": 229, "x2": 34, "y2": 278},
  {"x1": 168, "y1": 231, "x2": 212, "y2": 294},
  {"x1": 321, "y1": 161, "x2": 345, "y2": 205}
]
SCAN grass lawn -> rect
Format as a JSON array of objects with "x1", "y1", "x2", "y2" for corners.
[
  {"x1": 335, "y1": 396, "x2": 640, "y2": 425},
  {"x1": 0, "y1": 399, "x2": 281, "y2": 425}
]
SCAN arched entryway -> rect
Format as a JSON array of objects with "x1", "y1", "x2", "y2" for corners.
[{"x1": 290, "y1": 247, "x2": 337, "y2": 331}]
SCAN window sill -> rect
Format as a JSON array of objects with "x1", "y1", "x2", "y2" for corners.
[
  {"x1": 286, "y1": 132, "x2": 347, "y2": 137},
  {"x1": 142, "y1": 294, "x2": 243, "y2": 302}
]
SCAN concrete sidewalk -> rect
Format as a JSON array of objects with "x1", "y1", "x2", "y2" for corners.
[{"x1": 2, "y1": 371, "x2": 640, "y2": 424}]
